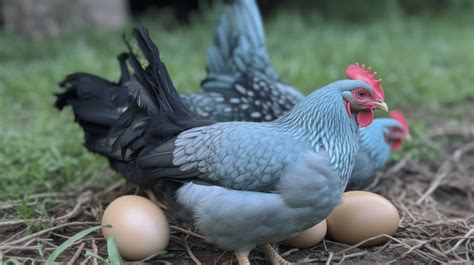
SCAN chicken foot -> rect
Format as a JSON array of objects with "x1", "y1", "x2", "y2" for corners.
[
  {"x1": 235, "y1": 250, "x2": 251, "y2": 265},
  {"x1": 260, "y1": 244, "x2": 295, "y2": 265}
]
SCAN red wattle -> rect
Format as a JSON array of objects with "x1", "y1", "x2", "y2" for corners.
[
  {"x1": 356, "y1": 108, "x2": 374, "y2": 127},
  {"x1": 391, "y1": 140, "x2": 402, "y2": 150}
]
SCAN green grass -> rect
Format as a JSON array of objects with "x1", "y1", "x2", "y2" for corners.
[{"x1": 1, "y1": 5, "x2": 473, "y2": 214}]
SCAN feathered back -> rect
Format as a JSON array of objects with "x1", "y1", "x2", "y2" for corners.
[
  {"x1": 203, "y1": 0, "x2": 280, "y2": 89},
  {"x1": 111, "y1": 27, "x2": 216, "y2": 157},
  {"x1": 200, "y1": 0, "x2": 303, "y2": 122}
]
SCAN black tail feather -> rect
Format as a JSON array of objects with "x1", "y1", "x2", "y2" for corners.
[
  {"x1": 54, "y1": 87, "x2": 77, "y2": 110},
  {"x1": 57, "y1": 26, "x2": 216, "y2": 187},
  {"x1": 111, "y1": 26, "x2": 216, "y2": 157},
  {"x1": 55, "y1": 53, "x2": 130, "y2": 154},
  {"x1": 124, "y1": 27, "x2": 177, "y2": 114},
  {"x1": 117, "y1": 53, "x2": 131, "y2": 84}
]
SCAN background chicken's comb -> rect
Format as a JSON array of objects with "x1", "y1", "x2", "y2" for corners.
[
  {"x1": 389, "y1": 110, "x2": 410, "y2": 133},
  {"x1": 345, "y1": 63, "x2": 384, "y2": 100}
]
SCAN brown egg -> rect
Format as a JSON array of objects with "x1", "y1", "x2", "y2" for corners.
[
  {"x1": 326, "y1": 191, "x2": 399, "y2": 246},
  {"x1": 101, "y1": 195, "x2": 170, "y2": 260},
  {"x1": 281, "y1": 220, "x2": 327, "y2": 248}
]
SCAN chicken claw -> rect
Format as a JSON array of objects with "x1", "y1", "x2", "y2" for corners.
[
  {"x1": 235, "y1": 250, "x2": 251, "y2": 265},
  {"x1": 260, "y1": 244, "x2": 295, "y2": 265}
]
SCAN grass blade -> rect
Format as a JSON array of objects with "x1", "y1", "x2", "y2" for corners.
[
  {"x1": 45, "y1": 225, "x2": 103, "y2": 265},
  {"x1": 37, "y1": 242, "x2": 45, "y2": 258},
  {"x1": 107, "y1": 236, "x2": 123, "y2": 265}
]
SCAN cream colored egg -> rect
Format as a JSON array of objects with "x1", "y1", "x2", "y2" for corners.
[
  {"x1": 327, "y1": 191, "x2": 399, "y2": 246},
  {"x1": 281, "y1": 220, "x2": 327, "y2": 248},
  {"x1": 101, "y1": 195, "x2": 170, "y2": 260}
]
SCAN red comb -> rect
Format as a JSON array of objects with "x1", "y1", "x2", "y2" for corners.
[
  {"x1": 345, "y1": 63, "x2": 384, "y2": 101},
  {"x1": 389, "y1": 110, "x2": 410, "y2": 133}
]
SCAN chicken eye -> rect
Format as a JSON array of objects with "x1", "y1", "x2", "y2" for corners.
[{"x1": 357, "y1": 90, "x2": 366, "y2": 97}]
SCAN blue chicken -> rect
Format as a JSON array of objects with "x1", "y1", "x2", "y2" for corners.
[
  {"x1": 203, "y1": 0, "x2": 410, "y2": 190},
  {"x1": 105, "y1": 27, "x2": 388, "y2": 264},
  {"x1": 348, "y1": 110, "x2": 410, "y2": 190}
]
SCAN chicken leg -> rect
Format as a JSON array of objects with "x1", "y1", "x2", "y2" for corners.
[
  {"x1": 235, "y1": 250, "x2": 251, "y2": 265},
  {"x1": 260, "y1": 244, "x2": 295, "y2": 265}
]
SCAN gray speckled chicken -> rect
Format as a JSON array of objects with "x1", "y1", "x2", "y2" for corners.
[
  {"x1": 107, "y1": 27, "x2": 388, "y2": 264},
  {"x1": 55, "y1": 0, "x2": 302, "y2": 131},
  {"x1": 196, "y1": 0, "x2": 303, "y2": 121}
]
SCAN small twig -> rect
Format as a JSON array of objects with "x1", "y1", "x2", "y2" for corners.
[
  {"x1": 334, "y1": 251, "x2": 368, "y2": 264},
  {"x1": 79, "y1": 256, "x2": 92, "y2": 265},
  {"x1": 367, "y1": 155, "x2": 411, "y2": 190},
  {"x1": 398, "y1": 240, "x2": 428, "y2": 260},
  {"x1": 337, "y1": 253, "x2": 347, "y2": 264},
  {"x1": 395, "y1": 200, "x2": 417, "y2": 224},
  {"x1": 280, "y1": 248, "x2": 299, "y2": 257},
  {"x1": 170, "y1": 225, "x2": 207, "y2": 240},
  {"x1": 325, "y1": 252, "x2": 334, "y2": 265},
  {"x1": 452, "y1": 141, "x2": 474, "y2": 161},
  {"x1": 342, "y1": 250, "x2": 367, "y2": 260},
  {"x1": 417, "y1": 159, "x2": 451, "y2": 204},
  {"x1": 68, "y1": 242, "x2": 86, "y2": 264},
  {"x1": 0, "y1": 229, "x2": 26, "y2": 245},
  {"x1": 96, "y1": 179, "x2": 125, "y2": 198},
  {"x1": 334, "y1": 235, "x2": 389, "y2": 256},
  {"x1": 91, "y1": 239, "x2": 99, "y2": 265},
  {"x1": 36, "y1": 238, "x2": 57, "y2": 249},
  {"x1": 145, "y1": 189, "x2": 168, "y2": 209},
  {"x1": 183, "y1": 235, "x2": 202, "y2": 265},
  {"x1": 334, "y1": 234, "x2": 446, "y2": 263},
  {"x1": 2, "y1": 238, "x2": 43, "y2": 255},
  {"x1": 445, "y1": 229, "x2": 474, "y2": 254},
  {"x1": 55, "y1": 193, "x2": 90, "y2": 222},
  {"x1": 418, "y1": 142, "x2": 474, "y2": 204},
  {"x1": 0, "y1": 219, "x2": 30, "y2": 227},
  {"x1": 0, "y1": 246, "x2": 55, "y2": 251}
]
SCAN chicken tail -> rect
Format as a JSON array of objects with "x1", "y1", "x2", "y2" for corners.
[
  {"x1": 111, "y1": 27, "x2": 216, "y2": 154},
  {"x1": 100, "y1": 27, "x2": 216, "y2": 186},
  {"x1": 55, "y1": 53, "x2": 130, "y2": 154}
]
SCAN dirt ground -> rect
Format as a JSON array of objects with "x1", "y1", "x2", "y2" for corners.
[{"x1": 1, "y1": 104, "x2": 473, "y2": 264}]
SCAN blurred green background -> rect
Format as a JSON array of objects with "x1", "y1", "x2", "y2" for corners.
[{"x1": 0, "y1": 0, "x2": 473, "y2": 215}]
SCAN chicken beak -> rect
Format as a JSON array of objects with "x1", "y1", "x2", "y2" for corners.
[{"x1": 374, "y1": 101, "x2": 389, "y2": 112}]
